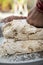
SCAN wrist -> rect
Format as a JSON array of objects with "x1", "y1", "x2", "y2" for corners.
[{"x1": 36, "y1": 0, "x2": 43, "y2": 13}]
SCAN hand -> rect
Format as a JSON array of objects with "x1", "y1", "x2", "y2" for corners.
[
  {"x1": 27, "y1": 7, "x2": 43, "y2": 28},
  {"x1": 1, "y1": 16, "x2": 27, "y2": 23}
]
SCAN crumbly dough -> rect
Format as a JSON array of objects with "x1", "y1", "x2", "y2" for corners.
[
  {"x1": 0, "y1": 44, "x2": 7, "y2": 57},
  {"x1": 1, "y1": 20, "x2": 43, "y2": 56},
  {"x1": 2, "y1": 39, "x2": 43, "y2": 55},
  {"x1": 2, "y1": 20, "x2": 43, "y2": 40}
]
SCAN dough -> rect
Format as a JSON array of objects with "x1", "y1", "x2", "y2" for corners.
[
  {"x1": 0, "y1": 45, "x2": 7, "y2": 57},
  {"x1": 2, "y1": 39, "x2": 43, "y2": 55},
  {"x1": 1, "y1": 20, "x2": 43, "y2": 56},
  {"x1": 2, "y1": 20, "x2": 43, "y2": 40}
]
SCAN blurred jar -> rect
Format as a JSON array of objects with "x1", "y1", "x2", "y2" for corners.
[
  {"x1": 1, "y1": 0, "x2": 14, "y2": 12},
  {"x1": 14, "y1": 0, "x2": 28, "y2": 16}
]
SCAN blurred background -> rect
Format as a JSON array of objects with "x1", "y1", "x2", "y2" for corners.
[{"x1": 0, "y1": 0, "x2": 37, "y2": 18}]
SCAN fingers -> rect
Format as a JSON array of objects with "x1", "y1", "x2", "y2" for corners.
[{"x1": 1, "y1": 16, "x2": 27, "y2": 23}]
